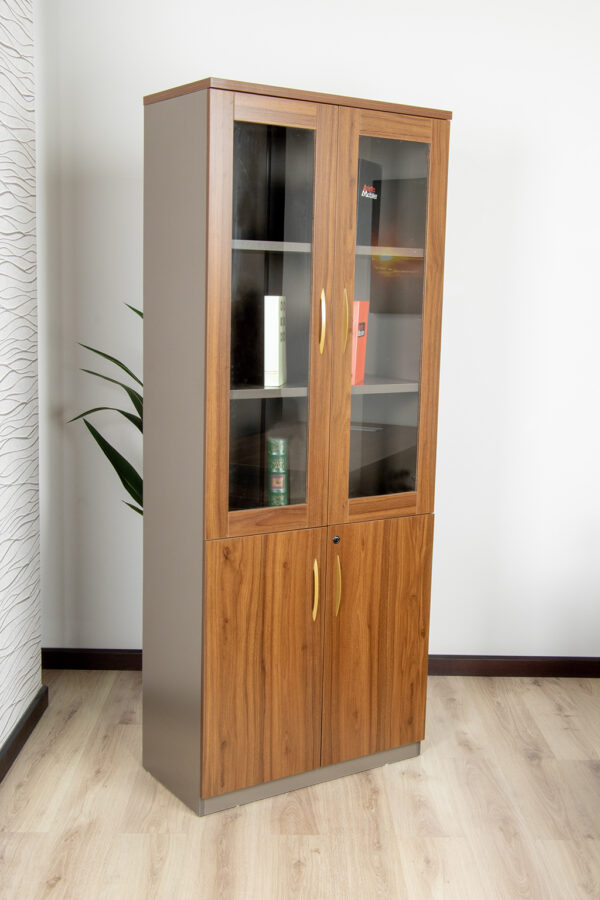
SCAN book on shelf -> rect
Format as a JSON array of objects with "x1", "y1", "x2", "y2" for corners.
[
  {"x1": 267, "y1": 436, "x2": 289, "y2": 506},
  {"x1": 368, "y1": 176, "x2": 428, "y2": 314},
  {"x1": 351, "y1": 300, "x2": 369, "y2": 386},
  {"x1": 264, "y1": 295, "x2": 287, "y2": 387},
  {"x1": 356, "y1": 158, "x2": 382, "y2": 247}
]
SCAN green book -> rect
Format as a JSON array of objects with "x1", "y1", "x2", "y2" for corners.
[{"x1": 267, "y1": 437, "x2": 288, "y2": 506}]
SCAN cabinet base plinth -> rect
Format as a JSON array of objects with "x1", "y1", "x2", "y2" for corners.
[{"x1": 198, "y1": 742, "x2": 420, "y2": 816}]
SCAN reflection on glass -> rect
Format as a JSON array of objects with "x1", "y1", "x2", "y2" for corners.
[
  {"x1": 230, "y1": 250, "x2": 311, "y2": 389},
  {"x1": 229, "y1": 122, "x2": 314, "y2": 511},
  {"x1": 349, "y1": 395, "x2": 418, "y2": 498},
  {"x1": 229, "y1": 398, "x2": 308, "y2": 510},
  {"x1": 350, "y1": 136, "x2": 429, "y2": 499}
]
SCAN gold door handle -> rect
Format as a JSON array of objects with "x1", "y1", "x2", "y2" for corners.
[
  {"x1": 319, "y1": 289, "x2": 326, "y2": 355},
  {"x1": 343, "y1": 288, "x2": 349, "y2": 354},
  {"x1": 312, "y1": 559, "x2": 319, "y2": 621},
  {"x1": 335, "y1": 555, "x2": 342, "y2": 616}
]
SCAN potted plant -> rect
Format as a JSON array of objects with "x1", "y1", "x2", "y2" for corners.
[{"x1": 71, "y1": 304, "x2": 143, "y2": 514}]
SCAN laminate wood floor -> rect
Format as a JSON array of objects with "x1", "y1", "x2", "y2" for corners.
[{"x1": 1, "y1": 671, "x2": 599, "y2": 899}]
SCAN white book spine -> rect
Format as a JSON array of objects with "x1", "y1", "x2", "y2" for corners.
[{"x1": 264, "y1": 295, "x2": 287, "y2": 387}]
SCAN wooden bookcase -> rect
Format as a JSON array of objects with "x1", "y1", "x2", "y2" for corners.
[{"x1": 143, "y1": 78, "x2": 451, "y2": 814}]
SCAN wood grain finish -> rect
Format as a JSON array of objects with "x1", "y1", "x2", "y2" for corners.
[
  {"x1": 203, "y1": 89, "x2": 450, "y2": 536},
  {"x1": 4, "y1": 671, "x2": 599, "y2": 897},
  {"x1": 144, "y1": 81, "x2": 452, "y2": 814},
  {"x1": 205, "y1": 92, "x2": 336, "y2": 539},
  {"x1": 234, "y1": 92, "x2": 317, "y2": 129},
  {"x1": 227, "y1": 503, "x2": 310, "y2": 538},
  {"x1": 357, "y1": 110, "x2": 432, "y2": 143},
  {"x1": 0, "y1": 686, "x2": 47, "y2": 784},
  {"x1": 328, "y1": 107, "x2": 448, "y2": 525},
  {"x1": 204, "y1": 89, "x2": 233, "y2": 540},
  {"x1": 305, "y1": 103, "x2": 337, "y2": 528},
  {"x1": 202, "y1": 528, "x2": 327, "y2": 797},
  {"x1": 347, "y1": 491, "x2": 417, "y2": 523},
  {"x1": 327, "y1": 107, "x2": 358, "y2": 525},
  {"x1": 322, "y1": 514, "x2": 434, "y2": 766},
  {"x1": 416, "y1": 118, "x2": 450, "y2": 515},
  {"x1": 144, "y1": 77, "x2": 453, "y2": 121}
]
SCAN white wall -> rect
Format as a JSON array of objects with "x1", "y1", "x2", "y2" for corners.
[
  {"x1": 36, "y1": 0, "x2": 600, "y2": 654},
  {"x1": 0, "y1": 0, "x2": 41, "y2": 746}
]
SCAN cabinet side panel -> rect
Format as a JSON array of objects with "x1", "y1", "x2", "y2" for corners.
[{"x1": 143, "y1": 91, "x2": 208, "y2": 812}]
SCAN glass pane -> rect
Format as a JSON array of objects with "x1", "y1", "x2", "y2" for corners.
[
  {"x1": 350, "y1": 136, "x2": 429, "y2": 499},
  {"x1": 229, "y1": 122, "x2": 314, "y2": 512}
]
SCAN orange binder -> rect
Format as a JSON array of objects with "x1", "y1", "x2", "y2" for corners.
[{"x1": 351, "y1": 300, "x2": 369, "y2": 385}]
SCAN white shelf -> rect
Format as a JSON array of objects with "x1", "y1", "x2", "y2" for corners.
[
  {"x1": 351, "y1": 376, "x2": 419, "y2": 395},
  {"x1": 231, "y1": 378, "x2": 417, "y2": 399},
  {"x1": 232, "y1": 240, "x2": 312, "y2": 253},
  {"x1": 355, "y1": 245, "x2": 424, "y2": 258},
  {"x1": 231, "y1": 383, "x2": 308, "y2": 400}
]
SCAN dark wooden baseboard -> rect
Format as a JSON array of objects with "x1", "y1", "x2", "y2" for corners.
[
  {"x1": 428, "y1": 655, "x2": 600, "y2": 677},
  {"x1": 41, "y1": 648, "x2": 599, "y2": 678},
  {"x1": 42, "y1": 648, "x2": 142, "y2": 671},
  {"x1": 0, "y1": 685, "x2": 49, "y2": 784}
]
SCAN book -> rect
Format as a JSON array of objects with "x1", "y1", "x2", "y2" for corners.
[
  {"x1": 267, "y1": 437, "x2": 289, "y2": 506},
  {"x1": 264, "y1": 295, "x2": 287, "y2": 387},
  {"x1": 368, "y1": 176, "x2": 428, "y2": 314},
  {"x1": 351, "y1": 300, "x2": 369, "y2": 385},
  {"x1": 356, "y1": 159, "x2": 382, "y2": 246}
]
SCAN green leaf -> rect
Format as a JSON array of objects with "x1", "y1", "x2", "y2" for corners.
[
  {"x1": 124, "y1": 502, "x2": 143, "y2": 516},
  {"x1": 69, "y1": 407, "x2": 143, "y2": 433},
  {"x1": 126, "y1": 304, "x2": 143, "y2": 319},
  {"x1": 81, "y1": 369, "x2": 143, "y2": 420},
  {"x1": 79, "y1": 342, "x2": 143, "y2": 387},
  {"x1": 83, "y1": 419, "x2": 143, "y2": 508}
]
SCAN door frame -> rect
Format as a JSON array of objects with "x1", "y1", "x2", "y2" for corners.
[
  {"x1": 327, "y1": 108, "x2": 450, "y2": 525},
  {"x1": 204, "y1": 89, "x2": 338, "y2": 540}
]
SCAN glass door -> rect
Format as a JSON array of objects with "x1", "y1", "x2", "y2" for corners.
[
  {"x1": 328, "y1": 108, "x2": 449, "y2": 524},
  {"x1": 229, "y1": 120, "x2": 314, "y2": 511},
  {"x1": 205, "y1": 91, "x2": 336, "y2": 539}
]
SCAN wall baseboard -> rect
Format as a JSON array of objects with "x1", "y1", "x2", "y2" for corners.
[
  {"x1": 428, "y1": 655, "x2": 600, "y2": 677},
  {"x1": 0, "y1": 685, "x2": 49, "y2": 784},
  {"x1": 41, "y1": 649, "x2": 600, "y2": 678},
  {"x1": 42, "y1": 648, "x2": 142, "y2": 671}
]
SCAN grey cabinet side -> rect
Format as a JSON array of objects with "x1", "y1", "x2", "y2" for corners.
[{"x1": 143, "y1": 90, "x2": 208, "y2": 811}]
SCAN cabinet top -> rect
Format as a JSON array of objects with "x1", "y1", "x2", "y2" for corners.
[{"x1": 143, "y1": 76, "x2": 452, "y2": 120}]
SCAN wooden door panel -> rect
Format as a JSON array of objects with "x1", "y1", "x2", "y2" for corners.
[
  {"x1": 322, "y1": 515, "x2": 433, "y2": 767},
  {"x1": 202, "y1": 527, "x2": 326, "y2": 797}
]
